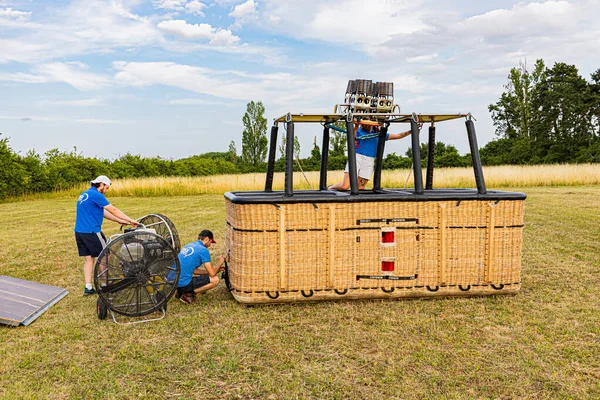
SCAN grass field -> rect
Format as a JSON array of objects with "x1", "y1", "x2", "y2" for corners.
[{"x1": 1, "y1": 186, "x2": 599, "y2": 399}]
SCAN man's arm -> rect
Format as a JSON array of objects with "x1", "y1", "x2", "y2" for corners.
[
  {"x1": 388, "y1": 130, "x2": 412, "y2": 140},
  {"x1": 104, "y1": 204, "x2": 138, "y2": 226},
  {"x1": 103, "y1": 210, "x2": 128, "y2": 225},
  {"x1": 195, "y1": 256, "x2": 225, "y2": 278}
]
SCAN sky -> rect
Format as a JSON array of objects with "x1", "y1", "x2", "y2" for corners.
[{"x1": 1, "y1": 0, "x2": 599, "y2": 160}]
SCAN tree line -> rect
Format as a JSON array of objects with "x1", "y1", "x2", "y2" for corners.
[{"x1": 1, "y1": 59, "x2": 598, "y2": 199}]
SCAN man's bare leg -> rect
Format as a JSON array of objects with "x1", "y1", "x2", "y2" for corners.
[
  {"x1": 328, "y1": 173, "x2": 350, "y2": 191},
  {"x1": 84, "y1": 255, "x2": 95, "y2": 286},
  {"x1": 194, "y1": 276, "x2": 220, "y2": 294},
  {"x1": 358, "y1": 177, "x2": 369, "y2": 190}
]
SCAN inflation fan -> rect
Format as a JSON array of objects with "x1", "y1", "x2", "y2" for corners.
[{"x1": 94, "y1": 214, "x2": 180, "y2": 324}]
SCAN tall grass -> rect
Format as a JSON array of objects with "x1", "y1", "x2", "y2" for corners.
[
  {"x1": 104, "y1": 164, "x2": 600, "y2": 197},
  {"x1": 6, "y1": 164, "x2": 600, "y2": 201}
]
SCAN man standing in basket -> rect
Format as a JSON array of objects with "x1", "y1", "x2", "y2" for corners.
[
  {"x1": 75, "y1": 175, "x2": 139, "y2": 296},
  {"x1": 174, "y1": 230, "x2": 225, "y2": 305},
  {"x1": 328, "y1": 120, "x2": 412, "y2": 191}
]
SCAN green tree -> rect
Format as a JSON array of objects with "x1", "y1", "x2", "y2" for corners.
[
  {"x1": 328, "y1": 122, "x2": 347, "y2": 157},
  {"x1": 531, "y1": 62, "x2": 595, "y2": 162},
  {"x1": 278, "y1": 135, "x2": 300, "y2": 159},
  {"x1": 310, "y1": 136, "x2": 321, "y2": 163},
  {"x1": 404, "y1": 142, "x2": 470, "y2": 168},
  {"x1": 241, "y1": 101, "x2": 268, "y2": 166},
  {"x1": 228, "y1": 140, "x2": 238, "y2": 163},
  {"x1": 0, "y1": 134, "x2": 28, "y2": 199},
  {"x1": 21, "y1": 150, "x2": 49, "y2": 193},
  {"x1": 488, "y1": 59, "x2": 546, "y2": 141},
  {"x1": 590, "y1": 69, "x2": 600, "y2": 133}
]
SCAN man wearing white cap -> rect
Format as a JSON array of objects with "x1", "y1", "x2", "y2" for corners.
[{"x1": 74, "y1": 175, "x2": 139, "y2": 296}]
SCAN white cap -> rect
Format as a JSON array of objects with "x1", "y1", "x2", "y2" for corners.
[{"x1": 91, "y1": 175, "x2": 111, "y2": 186}]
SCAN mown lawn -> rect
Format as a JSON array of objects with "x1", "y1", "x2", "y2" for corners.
[{"x1": 0, "y1": 187, "x2": 599, "y2": 399}]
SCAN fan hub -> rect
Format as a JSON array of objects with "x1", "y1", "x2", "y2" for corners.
[{"x1": 136, "y1": 269, "x2": 151, "y2": 286}]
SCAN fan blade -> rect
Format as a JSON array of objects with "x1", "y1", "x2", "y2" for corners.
[{"x1": 100, "y1": 277, "x2": 137, "y2": 294}]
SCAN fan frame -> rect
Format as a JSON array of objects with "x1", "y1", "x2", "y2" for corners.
[{"x1": 93, "y1": 230, "x2": 180, "y2": 318}]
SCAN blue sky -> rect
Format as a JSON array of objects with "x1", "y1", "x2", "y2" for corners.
[{"x1": 1, "y1": 0, "x2": 599, "y2": 160}]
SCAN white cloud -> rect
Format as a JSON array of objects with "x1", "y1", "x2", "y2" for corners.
[
  {"x1": 153, "y1": 0, "x2": 208, "y2": 16},
  {"x1": 0, "y1": 39, "x2": 55, "y2": 64},
  {"x1": 153, "y1": 0, "x2": 187, "y2": 11},
  {"x1": 209, "y1": 28, "x2": 240, "y2": 45},
  {"x1": 35, "y1": 63, "x2": 111, "y2": 90},
  {"x1": 169, "y1": 98, "x2": 237, "y2": 107},
  {"x1": 0, "y1": 1, "x2": 162, "y2": 64},
  {"x1": 459, "y1": 1, "x2": 574, "y2": 41},
  {"x1": 254, "y1": 0, "x2": 426, "y2": 47},
  {"x1": 76, "y1": 118, "x2": 123, "y2": 124},
  {"x1": 158, "y1": 19, "x2": 214, "y2": 39},
  {"x1": 37, "y1": 97, "x2": 104, "y2": 107},
  {"x1": 229, "y1": 0, "x2": 257, "y2": 20},
  {"x1": 0, "y1": 7, "x2": 31, "y2": 20},
  {"x1": 0, "y1": 63, "x2": 111, "y2": 90},
  {"x1": 111, "y1": 60, "x2": 382, "y2": 116},
  {"x1": 407, "y1": 54, "x2": 438, "y2": 63},
  {"x1": 185, "y1": 0, "x2": 207, "y2": 16},
  {"x1": 157, "y1": 19, "x2": 240, "y2": 45},
  {"x1": 267, "y1": 13, "x2": 280, "y2": 24},
  {"x1": 0, "y1": 71, "x2": 48, "y2": 84},
  {"x1": 0, "y1": 0, "x2": 280, "y2": 66}
]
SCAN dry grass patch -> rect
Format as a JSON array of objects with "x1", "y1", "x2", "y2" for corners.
[{"x1": 0, "y1": 187, "x2": 599, "y2": 399}]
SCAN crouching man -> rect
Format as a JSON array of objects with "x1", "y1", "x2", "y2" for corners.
[{"x1": 175, "y1": 229, "x2": 224, "y2": 304}]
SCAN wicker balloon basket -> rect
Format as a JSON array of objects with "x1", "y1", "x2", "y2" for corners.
[
  {"x1": 224, "y1": 112, "x2": 526, "y2": 304},
  {"x1": 225, "y1": 195, "x2": 524, "y2": 304}
]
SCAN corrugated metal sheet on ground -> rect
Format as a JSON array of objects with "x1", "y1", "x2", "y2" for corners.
[{"x1": 0, "y1": 276, "x2": 68, "y2": 326}]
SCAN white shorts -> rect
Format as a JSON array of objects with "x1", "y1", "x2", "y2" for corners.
[{"x1": 345, "y1": 154, "x2": 375, "y2": 180}]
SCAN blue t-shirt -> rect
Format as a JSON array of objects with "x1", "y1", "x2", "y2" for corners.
[
  {"x1": 74, "y1": 186, "x2": 110, "y2": 233},
  {"x1": 355, "y1": 127, "x2": 390, "y2": 158},
  {"x1": 175, "y1": 241, "x2": 211, "y2": 288}
]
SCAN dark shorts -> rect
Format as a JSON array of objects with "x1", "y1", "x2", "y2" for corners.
[
  {"x1": 178, "y1": 275, "x2": 211, "y2": 293},
  {"x1": 75, "y1": 232, "x2": 107, "y2": 257}
]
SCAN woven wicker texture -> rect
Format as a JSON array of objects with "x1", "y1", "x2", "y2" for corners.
[{"x1": 225, "y1": 199, "x2": 524, "y2": 304}]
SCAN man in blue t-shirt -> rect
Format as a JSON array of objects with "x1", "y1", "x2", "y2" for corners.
[
  {"x1": 328, "y1": 120, "x2": 412, "y2": 191},
  {"x1": 173, "y1": 229, "x2": 224, "y2": 305},
  {"x1": 74, "y1": 175, "x2": 139, "y2": 296}
]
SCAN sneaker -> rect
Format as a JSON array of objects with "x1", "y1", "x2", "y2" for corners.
[
  {"x1": 179, "y1": 293, "x2": 195, "y2": 305},
  {"x1": 175, "y1": 289, "x2": 182, "y2": 299},
  {"x1": 83, "y1": 288, "x2": 96, "y2": 296}
]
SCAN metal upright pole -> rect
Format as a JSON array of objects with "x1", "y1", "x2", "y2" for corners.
[
  {"x1": 319, "y1": 125, "x2": 330, "y2": 190},
  {"x1": 284, "y1": 120, "x2": 294, "y2": 197},
  {"x1": 466, "y1": 119, "x2": 487, "y2": 194},
  {"x1": 425, "y1": 124, "x2": 436, "y2": 190},
  {"x1": 265, "y1": 125, "x2": 279, "y2": 192},
  {"x1": 346, "y1": 117, "x2": 359, "y2": 195},
  {"x1": 410, "y1": 118, "x2": 424, "y2": 194},
  {"x1": 372, "y1": 125, "x2": 388, "y2": 191}
]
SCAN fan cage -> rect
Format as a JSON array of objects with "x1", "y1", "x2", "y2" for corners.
[
  {"x1": 94, "y1": 231, "x2": 180, "y2": 317},
  {"x1": 137, "y1": 213, "x2": 181, "y2": 254}
]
